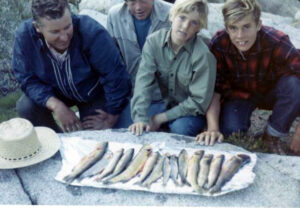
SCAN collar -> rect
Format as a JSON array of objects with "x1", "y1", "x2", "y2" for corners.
[{"x1": 163, "y1": 29, "x2": 195, "y2": 54}]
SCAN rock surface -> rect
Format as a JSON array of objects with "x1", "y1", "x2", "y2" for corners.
[{"x1": 1, "y1": 129, "x2": 299, "y2": 206}]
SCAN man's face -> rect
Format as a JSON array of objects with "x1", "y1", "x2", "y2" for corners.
[
  {"x1": 170, "y1": 11, "x2": 201, "y2": 50},
  {"x1": 126, "y1": 0, "x2": 154, "y2": 20},
  {"x1": 34, "y1": 8, "x2": 73, "y2": 53},
  {"x1": 226, "y1": 14, "x2": 261, "y2": 52}
]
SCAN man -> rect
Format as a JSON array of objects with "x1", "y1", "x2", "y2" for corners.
[
  {"x1": 196, "y1": 0, "x2": 300, "y2": 155},
  {"x1": 13, "y1": 0, "x2": 131, "y2": 133},
  {"x1": 106, "y1": 0, "x2": 171, "y2": 123}
]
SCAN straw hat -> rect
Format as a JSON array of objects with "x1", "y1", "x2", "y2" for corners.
[{"x1": 0, "y1": 118, "x2": 60, "y2": 169}]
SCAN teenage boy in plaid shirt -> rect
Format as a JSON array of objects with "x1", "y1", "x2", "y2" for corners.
[{"x1": 196, "y1": 0, "x2": 300, "y2": 155}]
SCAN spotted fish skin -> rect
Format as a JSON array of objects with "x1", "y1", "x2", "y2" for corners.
[
  {"x1": 135, "y1": 152, "x2": 159, "y2": 185},
  {"x1": 63, "y1": 142, "x2": 108, "y2": 183},
  {"x1": 178, "y1": 149, "x2": 189, "y2": 186},
  {"x1": 162, "y1": 155, "x2": 171, "y2": 186},
  {"x1": 209, "y1": 154, "x2": 251, "y2": 194},
  {"x1": 197, "y1": 154, "x2": 213, "y2": 188},
  {"x1": 106, "y1": 144, "x2": 152, "y2": 184},
  {"x1": 206, "y1": 154, "x2": 224, "y2": 189},
  {"x1": 186, "y1": 150, "x2": 204, "y2": 194},
  {"x1": 102, "y1": 148, "x2": 134, "y2": 183},
  {"x1": 141, "y1": 154, "x2": 164, "y2": 189},
  {"x1": 94, "y1": 148, "x2": 124, "y2": 181}
]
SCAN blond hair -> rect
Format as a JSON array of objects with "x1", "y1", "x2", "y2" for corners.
[
  {"x1": 169, "y1": 0, "x2": 208, "y2": 29},
  {"x1": 222, "y1": 0, "x2": 261, "y2": 27}
]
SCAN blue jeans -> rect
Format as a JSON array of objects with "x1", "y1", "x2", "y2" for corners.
[
  {"x1": 220, "y1": 76, "x2": 300, "y2": 137},
  {"x1": 168, "y1": 115, "x2": 206, "y2": 136},
  {"x1": 16, "y1": 94, "x2": 132, "y2": 133}
]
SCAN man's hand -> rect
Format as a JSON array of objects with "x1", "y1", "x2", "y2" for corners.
[
  {"x1": 195, "y1": 130, "x2": 224, "y2": 146},
  {"x1": 149, "y1": 113, "x2": 168, "y2": 131},
  {"x1": 128, "y1": 122, "x2": 150, "y2": 136},
  {"x1": 46, "y1": 97, "x2": 82, "y2": 132},
  {"x1": 290, "y1": 122, "x2": 300, "y2": 155},
  {"x1": 82, "y1": 109, "x2": 119, "y2": 130}
]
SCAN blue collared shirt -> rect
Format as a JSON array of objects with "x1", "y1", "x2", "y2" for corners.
[{"x1": 13, "y1": 14, "x2": 131, "y2": 115}]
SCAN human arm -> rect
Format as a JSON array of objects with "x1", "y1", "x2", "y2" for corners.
[
  {"x1": 46, "y1": 96, "x2": 82, "y2": 132},
  {"x1": 81, "y1": 16, "x2": 131, "y2": 115},
  {"x1": 195, "y1": 93, "x2": 224, "y2": 145},
  {"x1": 82, "y1": 109, "x2": 119, "y2": 130},
  {"x1": 130, "y1": 37, "x2": 160, "y2": 135},
  {"x1": 290, "y1": 122, "x2": 300, "y2": 155}
]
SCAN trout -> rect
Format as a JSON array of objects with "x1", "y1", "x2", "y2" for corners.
[
  {"x1": 63, "y1": 141, "x2": 108, "y2": 183},
  {"x1": 135, "y1": 151, "x2": 159, "y2": 184},
  {"x1": 106, "y1": 144, "x2": 152, "y2": 183},
  {"x1": 178, "y1": 149, "x2": 189, "y2": 186},
  {"x1": 162, "y1": 155, "x2": 171, "y2": 186},
  {"x1": 186, "y1": 150, "x2": 204, "y2": 194},
  {"x1": 197, "y1": 154, "x2": 213, "y2": 188},
  {"x1": 102, "y1": 148, "x2": 134, "y2": 183},
  {"x1": 206, "y1": 154, "x2": 224, "y2": 189},
  {"x1": 142, "y1": 154, "x2": 164, "y2": 188},
  {"x1": 94, "y1": 148, "x2": 124, "y2": 181},
  {"x1": 209, "y1": 154, "x2": 251, "y2": 194}
]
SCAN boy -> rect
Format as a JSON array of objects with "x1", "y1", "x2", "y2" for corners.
[
  {"x1": 197, "y1": 0, "x2": 300, "y2": 155},
  {"x1": 129, "y1": 0, "x2": 217, "y2": 137}
]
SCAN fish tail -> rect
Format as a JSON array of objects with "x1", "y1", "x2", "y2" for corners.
[
  {"x1": 63, "y1": 175, "x2": 75, "y2": 184},
  {"x1": 209, "y1": 185, "x2": 221, "y2": 194}
]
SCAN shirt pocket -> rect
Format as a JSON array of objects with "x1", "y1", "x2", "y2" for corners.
[{"x1": 177, "y1": 71, "x2": 192, "y2": 91}]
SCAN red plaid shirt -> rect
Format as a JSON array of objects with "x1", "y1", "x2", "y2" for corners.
[{"x1": 209, "y1": 26, "x2": 300, "y2": 101}]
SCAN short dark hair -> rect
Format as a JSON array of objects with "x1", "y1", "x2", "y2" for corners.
[{"x1": 32, "y1": 0, "x2": 70, "y2": 24}]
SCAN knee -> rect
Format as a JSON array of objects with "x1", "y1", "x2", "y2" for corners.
[
  {"x1": 279, "y1": 76, "x2": 300, "y2": 100},
  {"x1": 169, "y1": 117, "x2": 205, "y2": 136},
  {"x1": 16, "y1": 95, "x2": 38, "y2": 118}
]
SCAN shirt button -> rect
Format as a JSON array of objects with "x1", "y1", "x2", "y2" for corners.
[
  {"x1": 170, "y1": 73, "x2": 174, "y2": 77},
  {"x1": 170, "y1": 89, "x2": 173, "y2": 92}
]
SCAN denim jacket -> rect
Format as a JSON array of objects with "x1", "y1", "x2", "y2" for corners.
[{"x1": 13, "y1": 14, "x2": 131, "y2": 115}]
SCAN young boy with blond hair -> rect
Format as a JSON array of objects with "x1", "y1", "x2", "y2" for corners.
[
  {"x1": 129, "y1": 0, "x2": 218, "y2": 137},
  {"x1": 196, "y1": 0, "x2": 300, "y2": 155}
]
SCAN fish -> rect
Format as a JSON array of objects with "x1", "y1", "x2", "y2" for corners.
[
  {"x1": 186, "y1": 150, "x2": 204, "y2": 194},
  {"x1": 102, "y1": 148, "x2": 134, "y2": 183},
  {"x1": 134, "y1": 152, "x2": 159, "y2": 184},
  {"x1": 141, "y1": 154, "x2": 164, "y2": 189},
  {"x1": 197, "y1": 154, "x2": 213, "y2": 188},
  {"x1": 206, "y1": 154, "x2": 224, "y2": 189},
  {"x1": 76, "y1": 151, "x2": 111, "y2": 181},
  {"x1": 170, "y1": 155, "x2": 180, "y2": 186},
  {"x1": 106, "y1": 144, "x2": 152, "y2": 184},
  {"x1": 162, "y1": 155, "x2": 171, "y2": 186},
  {"x1": 178, "y1": 149, "x2": 189, "y2": 186},
  {"x1": 63, "y1": 141, "x2": 108, "y2": 183},
  {"x1": 209, "y1": 154, "x2": 251, "y2": 194},
  {"x1": 93, "y1": 148, "x2": 124, "y2": 181}
]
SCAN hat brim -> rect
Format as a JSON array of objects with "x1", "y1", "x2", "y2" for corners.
[{"x1": 0, "y1": 127, "x2": 60, "y2": 169}]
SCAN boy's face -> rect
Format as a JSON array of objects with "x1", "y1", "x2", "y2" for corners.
[
  {"x1": 170, "y1": 10, "x2": 201, "y2": 50},
  {"x1": 226, "y1": 14, "x2": 261, "y2": 52},
  {"x1": 34, "y1": 8, "x2": 73, "y2": 53},
  {"x1": 126, "y1": 0, "x2": 154, "y2": 20}
]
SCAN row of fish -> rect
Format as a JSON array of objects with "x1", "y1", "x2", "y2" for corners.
[{"x1": 63, "y1": 142, "x2": 251, "y2": 194}]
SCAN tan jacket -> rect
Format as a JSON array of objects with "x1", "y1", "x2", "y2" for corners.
[{"x1": 106, "y1": 0, "x2": 171, "y2": 100}]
